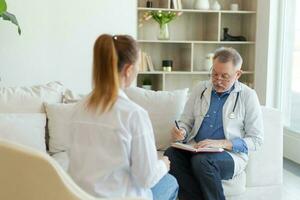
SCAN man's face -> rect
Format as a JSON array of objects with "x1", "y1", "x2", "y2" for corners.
[{"x1": 211, "y1": 59, "x2": 242, "y2": 93}]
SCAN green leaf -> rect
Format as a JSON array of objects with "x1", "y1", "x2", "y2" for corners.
[
  {"x1": 1, "y1": 11, "x2": 21, "y2": 35},
  {"x1": 0, "y1": 0, "x2": 7, "y2": 14},
  {"x1": 150, "y1": 11, "x2": 177, "y2": 26}
]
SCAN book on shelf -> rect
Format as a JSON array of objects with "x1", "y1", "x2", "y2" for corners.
[
  {"x1": 171, "y1": 142, "x2": 224, "y2": 153},
  {"x1": 139, "y1": 51, "x2": 155, "y2": 72},
  {"x1": 171, "y1": 0, "x2": 178, "y2": 9},
  {"x1": 145, "y1": 54, "x2": 155, "y2": 71},
  {"x1": 139, "y1": 51, "x2": 147, "y2": 72},
  {"x1": 167, "y1": 0, "x2": 171, "y2": 9},
  {"x1": 170, "y1": 0, "x2": 182, "y2": 9}
]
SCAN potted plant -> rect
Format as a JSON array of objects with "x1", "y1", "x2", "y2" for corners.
[
  {"x1": 0, "y1": 0, "x2": 21, "y2": 35},
  {"x1": 139, "y1": 10, "x2": 182, "y2": 40},
  {"x1": 142, "y1": 78, "x2": 152, "y2": 90}
]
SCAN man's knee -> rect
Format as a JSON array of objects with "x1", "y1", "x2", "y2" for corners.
[
  {"x1": 191, "y1": 155, "x2": 212, "y2": 172},
  {"x1": 164, "y1": 147, "x2": 178, "y2": 161}
]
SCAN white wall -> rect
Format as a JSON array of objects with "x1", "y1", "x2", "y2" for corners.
[{"x1": 0, "y1": 0, "x2": 137, "y2": 94}]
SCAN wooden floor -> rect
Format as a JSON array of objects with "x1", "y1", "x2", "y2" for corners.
[{"x1": 283, "y1": 158, "x2": 300, "y2": 200}]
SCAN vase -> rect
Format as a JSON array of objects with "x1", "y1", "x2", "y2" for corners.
[
  {"x1": 157, "y1": 23, "x2": 170, "y2": 40},
  {"x1": 211, "y1": 0, "x2": 221, "y2": 10},
  {"x1": 194, "y1": 0, "x2": 210, "y2": 10}
]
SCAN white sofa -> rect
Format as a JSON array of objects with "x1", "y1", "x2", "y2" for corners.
[
  {"x1": 0, "y1": 82, "x2": 283, "y2": 200},
  {"x1": 124, "y1": 87, "x2": 283, "y2": 200}
]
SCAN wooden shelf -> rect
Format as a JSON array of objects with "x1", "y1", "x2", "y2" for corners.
[
  {"x1": 138, "y1": 71, "x2": 254, "y2": 75},
  {"x1": 137, "y1": 0, "x2": 257, "y2": 91},
  {"x1": 137, "y1": 7, "x2": 256, "y2": 14},
  {"x1": 138, "y1": 40, "x2": 255, "y2": 44}
]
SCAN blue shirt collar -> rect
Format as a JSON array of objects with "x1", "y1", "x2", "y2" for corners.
[{"x1": 212, "y1": 85, "x2": 235, "y2": 97}]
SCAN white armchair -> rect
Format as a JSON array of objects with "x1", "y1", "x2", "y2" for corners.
[{"x1": 0, "y1": 139, "x2": 144, "y2": 200}]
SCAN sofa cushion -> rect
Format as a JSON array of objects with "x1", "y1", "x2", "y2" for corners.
[
  {"x1": 0, "y1": 113, "x2": 47, "y2": 152},
  {"x1": 0, "y1": 82, "x2": 65, "y2": 113},
  {"x1": 125, "y1": 87, "x2": 189, "y2": 150},
  {"x1": 44, "y1": 103, "x2": 75, "y2": 154}
]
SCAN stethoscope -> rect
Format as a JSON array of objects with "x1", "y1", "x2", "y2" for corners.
[{"x1": 200, "y1": 87, "x2": 240, "y2": 119}]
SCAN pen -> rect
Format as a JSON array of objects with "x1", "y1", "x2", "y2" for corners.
[{"x1": 175, "y1": 120, "x2": 180, "y2": 130}]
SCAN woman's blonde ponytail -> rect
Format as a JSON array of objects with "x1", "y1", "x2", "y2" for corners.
[{"x1": 87, "y1": 34, "x2": 138, "y2": 113}]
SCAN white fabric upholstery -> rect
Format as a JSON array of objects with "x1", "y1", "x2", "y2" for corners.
[
  {"x1": 0, "y1": 113, "x2": 47, "y2": 152},
  {"x1": 156, "y1": 105, "x2": 282, "y2": 199},
  {"x1": 0, "y1": 81, "x2": 65, "y2": 113},
  {"x1": 53, "y1": 87, "x2": 283, "y2": 200},
  {"x1": 0, "y1": 83, "x2": 282, "y2": 200},
  {"x1": 245, "y1": 107, "x2": 283, "y2": 187},
  {"x1": 125, "y1": 87, "x2": 188, "y2": 150},
  {"x1": 222, "y1": 171, "x2": 246, "y2": 196},
  {"x1": 221, "y1": 107, "x2": 283, "y2": 198},
  {"x1": 0, "y1": 139, "x2": 144, "y2": 200}
]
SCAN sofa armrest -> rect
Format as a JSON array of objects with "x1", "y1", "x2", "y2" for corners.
[{"x1": 245, "y1": 107, "x2": 283, "y2": 187}]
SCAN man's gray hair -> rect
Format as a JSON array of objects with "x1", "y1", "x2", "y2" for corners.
[{"x1": 213, "y1": 47, "x2": 243, "y2": 70}]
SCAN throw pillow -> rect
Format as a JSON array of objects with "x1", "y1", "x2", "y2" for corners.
[
  {"x1": 0, "y1": 113, "x2": 47, "y2": 152},
  {"x1": 124, "y1": 87, "x2": 189, "y2": 150},
  {"x1": 0, "y1": 81, "x2": 65, "y2": 113},
  {"x1": 44, "y1": 103, "x2": 75, "y2": 154}
]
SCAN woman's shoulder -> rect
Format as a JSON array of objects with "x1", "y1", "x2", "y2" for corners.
[{"x1": 116, "y1": 95, "x2": 147, "y2": 116}]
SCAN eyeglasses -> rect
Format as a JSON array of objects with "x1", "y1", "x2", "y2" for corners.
[
  {"x1": 209, "y1": 68, "x2": 238, "y2": 82},
  {"x1": 210, "y1": 72, "x2": 232, "y2": 82}
]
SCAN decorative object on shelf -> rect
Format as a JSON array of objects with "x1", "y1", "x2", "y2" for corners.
[
  {"x1": 211, "y1": 0, "x2": 221, "y2": 10},
  {"x1": 194, "y1": 0, "x2": 210, "y2": 10},
  {"x1": 230, "y1": 3, "x2": 239, "y2": 11},
  {"x1": 162, "y1": 60, "x2": 173, "y2": 72},
  {"x1": 137, "y1": 0, "x2": 256, "y2": 91},
  {"x1": 222, "y1": 27, "x2": 246, "y2": 41},
  {"x1": 0, "y1": 0, "x2": 21, "y2": 35},
  {"x1": 139, "y1": 10, "x2": 181, "y2": 40},
  {"x1": 146, "y1": 0, "x2": 153, "y2": 8},
  {"x1": 158, "y1": 23, "x2": 170, "y2": 40},
  {"x1": 204, "y1": 53, "x2": 214, "y2": 71},
  {"x1": 142, "y1": 78, "x2": 152, "y2": 90}
]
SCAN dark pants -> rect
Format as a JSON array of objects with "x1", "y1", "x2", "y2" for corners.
[{"x1": 164, "y1": 147, "x2": 234, "y2": 200}]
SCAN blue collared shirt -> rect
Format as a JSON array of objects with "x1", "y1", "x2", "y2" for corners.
[{"x1": 194, "y1": 86, "x2": 248, "y2": 154}]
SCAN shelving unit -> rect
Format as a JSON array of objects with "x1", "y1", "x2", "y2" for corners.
[{"x1": 137, "y1": 0, "x2": 257, "y2": 91}]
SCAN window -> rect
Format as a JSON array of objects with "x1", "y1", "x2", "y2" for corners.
[
  {"x1": 279, "y1": 0, "x2": 300, "y2": 133},
  {"x1": 289, "y1": 4, "x2": 300, "y2": 133}
]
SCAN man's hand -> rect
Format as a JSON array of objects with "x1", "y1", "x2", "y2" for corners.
[
  {"x1": 171, "y1": 127, "x2": 186, "y2": 142},
  {"x1": 194, "y1": 139, "x2": 232, "y2": 150}
]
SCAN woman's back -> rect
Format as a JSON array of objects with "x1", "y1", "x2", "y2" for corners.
[
  {"x1": 67, "y1": 34, "x2": 177, "y2": 200},
  {"x1": 68, "y1": 90, "x2": 164, "y2": 198}
]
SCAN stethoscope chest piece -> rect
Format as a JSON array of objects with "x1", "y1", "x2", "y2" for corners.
[{"x1": 228, "y1": 112, "x2": 236, "y2": 119}]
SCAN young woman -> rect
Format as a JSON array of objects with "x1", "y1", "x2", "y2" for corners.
[{"x1": 67, "y1": 34, "x2": 178, "y2": 200}]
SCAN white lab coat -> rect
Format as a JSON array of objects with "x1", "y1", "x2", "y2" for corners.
[
  {"x1": 179, "y1": 81, "x2": 264, "y2": 176},
  {"x1": 67, "y1": 90, "x2": 167, "y2": 199}
]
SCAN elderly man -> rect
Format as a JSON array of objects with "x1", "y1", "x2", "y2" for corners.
[{"x1": 164, "y1": 47, "x2": 264, "y2": 200}]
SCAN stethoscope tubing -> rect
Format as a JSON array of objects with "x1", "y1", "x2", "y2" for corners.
[{"x1": 200, "y1": 87, "x2": 239, "y2": 119}]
